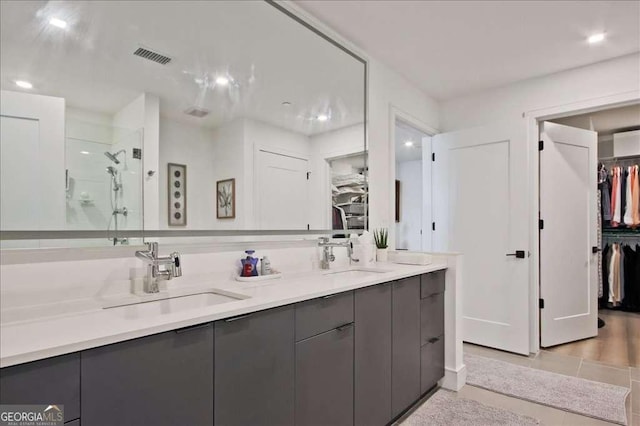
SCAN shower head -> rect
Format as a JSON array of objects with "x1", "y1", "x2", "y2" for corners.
[
  {"x1": 104, "y1": 151, "x2": 120, "y2": 164},
  {"x1": 104, "y1": 149, "x2": 126, "y2": 164},
  {"x1": 106, "y1": 166, "x2": 118, "y2": 176}
]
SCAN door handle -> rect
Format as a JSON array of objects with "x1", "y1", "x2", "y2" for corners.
[
  {"x1": 506, "y1": 250, "x2": 526, "y2": 259},
  {"x1": 592, "y1": 246, "x2": 601, "y2": 254}
]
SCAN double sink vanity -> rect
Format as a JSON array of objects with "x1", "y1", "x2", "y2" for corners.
[{"x1": 0, "y1": 251, "x2": 447, "y2": 426}]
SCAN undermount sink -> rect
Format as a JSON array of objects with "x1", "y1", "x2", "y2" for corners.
[
  {"x1": 104, "y1": 291, "x2": 246, "y2": 319},
  {"x1": 323, "y1": 268, "x2": 391, "y2": 278}
]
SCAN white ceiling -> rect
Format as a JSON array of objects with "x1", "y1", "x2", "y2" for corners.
[
  {"x1": 296, "y1": 1, "x2": 640, "y2": 100},
  {"x1": 395, "y1": 120, "x2": 427, "y2": 162},
  {"x1": 0, "y1": 1, "x2": 365, "y2": 135}
]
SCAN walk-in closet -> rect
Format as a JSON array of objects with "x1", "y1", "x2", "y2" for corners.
[{"x1": 547, "y1": 104, "x2": 640, "y2": 367}]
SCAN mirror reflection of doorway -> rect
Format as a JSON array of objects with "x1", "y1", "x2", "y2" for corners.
[
  {"x1": 329, "y1": 153, "x2": 367, "y2": 236},
  {"x1": 394, "y1": 119, "x2": 432, "y2": 251}
]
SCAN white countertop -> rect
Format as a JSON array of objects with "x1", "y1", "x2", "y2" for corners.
[{"x1": 0, "y1": 262, "x2": 447, "y2": 368}]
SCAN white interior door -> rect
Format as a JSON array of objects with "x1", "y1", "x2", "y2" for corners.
[
  {"x1": 433, "y1": 120, "x2": 530, "y2": 355},
  {"x1": 256, "y1": 150, "x2": 309, "y2": 229},
  {"x1": 539, "y1": 121, "x2": 598, "y2": 348}
]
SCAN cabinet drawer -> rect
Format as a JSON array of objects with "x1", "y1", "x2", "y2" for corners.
[
  {"x1": 420, "y1": 270, "x2": 445, "y2": 299},
  {"x1": 0, "y1": 353, "x2": 80, "y2": 422},
  {"x1": 420, "y1": 292, "x2": 445, "y2": 344},
  {"x1": 420, "y1": 335, "x2": 445, "y2": 394},
  {"x1": 295, "y1": 291, "x2": 354, "y2": 341}
]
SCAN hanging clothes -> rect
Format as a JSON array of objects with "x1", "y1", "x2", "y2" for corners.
[
  {"x1": 611, "y1": 168, "x2": 621, "y2": 227},
  {"x1": 600, "y1": 165, "x2": 612, "y2": 222},
  {"x1": 600, "y1": 241, "x2": 640, "y2": 312},
  {"x1": 631, "y1": 165, "x2": 640, "y2": 227},
  {"x1": 623, "y1": 167, "x2": 633, "y2": 225}
]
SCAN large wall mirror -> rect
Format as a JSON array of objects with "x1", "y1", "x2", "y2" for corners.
[{"x1": 0, "y1": 1, "x2": 367, "y2": 248}]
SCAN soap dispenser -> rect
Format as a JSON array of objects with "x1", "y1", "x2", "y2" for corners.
[
  {"x1": 241, "y1": 250, "x2": 259, "y2": 277},
  {"x1": 261, "y1": 256, "x2": 272, "y2": 275}
]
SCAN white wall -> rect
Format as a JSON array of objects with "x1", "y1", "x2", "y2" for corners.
[
  {"x1": 159, "y1": 118, "x2": 216, "y2": 230},
  {"x1": 368, "y1": 59, "x2": 440, "y2": 233},
  {"x1": 211, "y1": 119, "x2": 246, "y2": 229},
  {"x1": 442, "y1": 53, "x2": 640, "y2": 131},
  {"x1": 395, "y1": 160, "x2": 422, "y2": 250}
]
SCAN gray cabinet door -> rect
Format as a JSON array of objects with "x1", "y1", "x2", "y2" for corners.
[
  {"x1": 354, "y1": 283, "x2": 392, "y2": 426},
  {"x1": 391, "y1": 276, "x2": 421, "y2": 418},
  {"x1": 296, "y1": 324, "x2": 354, "y2": 426},
  {"x1": 214, "y1": 306, "x2": 295, "y2": 426},
  {"x1": 81, "y1": 323, "x2": 213, "y2": 426},
  {"x1": 0, "y1": 353, "x2": 80, "y2": 422}
]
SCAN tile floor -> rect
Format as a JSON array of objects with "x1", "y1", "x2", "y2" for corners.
[
  {"x1": 461, "y1": 342, "x2": 638, "y2": 425},
  {"x1": 547, "y1": 310, "x2": 640, "y2": 368}
]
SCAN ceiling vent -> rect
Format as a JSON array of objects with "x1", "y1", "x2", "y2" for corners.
[
  {"x1": 133, "y1": 47, "x2": 172, "y2": 65},
  {"x1": 184, "y1": 107, "x2": 210, "y2": 118}
]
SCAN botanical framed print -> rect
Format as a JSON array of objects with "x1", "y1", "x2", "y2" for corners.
[
  {"x1": 168, "y1": 163, "x2": 186, "y2": 226},
  {"x1": 217, "y1": 178, "x2": 235, "y2": 219}
]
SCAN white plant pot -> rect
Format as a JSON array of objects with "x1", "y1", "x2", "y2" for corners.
[{"x1": 376, "y1": 248, "x2": 388, "y2": 262}]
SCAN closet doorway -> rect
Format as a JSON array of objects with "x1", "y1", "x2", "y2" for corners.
[
  {"x1": 394, "y1": 119, "x2": 432, "y2": 251},
  {"x1": 541, "y1": 104, "x2": 640, "y2": 366}
]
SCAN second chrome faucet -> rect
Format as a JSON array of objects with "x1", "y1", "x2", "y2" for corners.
[{"x1": 317, "y1": 237, "x2": 358, "y2": 269}]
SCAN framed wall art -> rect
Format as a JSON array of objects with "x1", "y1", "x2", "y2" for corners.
[
  {"x1": 217, "y1": 178, "x2": 235, "y2": 219},
  {"x1": 168, "y1": 163, "x2": 187, "y2": 226}
]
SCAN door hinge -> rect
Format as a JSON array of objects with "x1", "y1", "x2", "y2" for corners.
[
  {"x1": 539, "y1": 219, "x2": 544, "y2": 230},
  {"x1": 432, "y1": 222, "x2": 436, "y2": 231},
  {"x1": 432, "y1": 153, "x2": 435, "y2": 162},
  {"x1": 539, "y1": 298, "x2": 545, "y2": 309},
  {"x1": 306, "y1": 172, "x2": 310, "y2": 180},
  {"x1": 538, "y1": 140, "x2": 544, "y2": 151}
]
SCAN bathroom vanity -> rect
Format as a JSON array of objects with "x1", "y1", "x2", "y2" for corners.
[{"x1": 0, "y1": 266, "x2": 446, "y2": 426}]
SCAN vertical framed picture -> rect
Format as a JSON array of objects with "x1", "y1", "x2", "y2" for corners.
[
  {"x1": 217, "y1": 178, "x2": 235, "y2": 219},
  {"x1": 168, "y1": 163, "x2": 187, "y2": 226}
]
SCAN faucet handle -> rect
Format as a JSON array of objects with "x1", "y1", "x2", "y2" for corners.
[
  {"x1": 146, "y1": 241, "x2": 158, "y2": 254},
  {"x1": 318, "y1": 237, "x2": 329, "y2": 244},
  {"x1": 170, "y1": 252, "x2": 182, "y2": 278}
]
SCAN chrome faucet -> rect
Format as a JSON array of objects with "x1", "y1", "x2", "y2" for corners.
[
  {"x1": 135, "y1": 242, "x2": 182, "y2": 293},
  {"x1": 318, "y1": 237, "x2": 358, "y2": 270}
]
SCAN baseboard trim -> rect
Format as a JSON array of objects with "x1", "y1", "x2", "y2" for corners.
[{"x1": 440, "y1": 363, "x2": 467, "y2": 391}]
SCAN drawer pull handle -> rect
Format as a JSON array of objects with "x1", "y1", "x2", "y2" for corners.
[
  {"x1": 428, "y1": 337, "x2": 440, "y2": 344},
  {"x1": 175, "y1": 322, "x2": 212, "y2": 334},
  {"x1": 336, "y1": 323, "x2": 353, "y2": 332},
  {"x1": 322, "y1": 294, "x2": 339, "y2": 300},
  {"x1": 224, "y1": 314, "x2": 252, "y2": 322}
]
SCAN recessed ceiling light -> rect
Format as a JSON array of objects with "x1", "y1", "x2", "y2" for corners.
[
  {"x1": 282, "y1": 101, "x2": 292, "y2": 107},
  {"x1": 588, "y1": 33, "x2": 605, "y2": 44},
  {"x1": 49, "y1": 17, "x2": 67, "y2": 29},
  {"x1": 80, "y1": 151, "x2": 90, "y2": 155},
  {"x1": 317, "y1": 114, "x2": 329, "y2": 122},
  {"x1": 404, "y1": 141, "x2": 414, "y2": 147},
  {"x1": 15, "y1": 80, "x2": 33, "y2": 89},
  {"x1": 215, "y1": 76, "x2": 229, "y2": 86}
]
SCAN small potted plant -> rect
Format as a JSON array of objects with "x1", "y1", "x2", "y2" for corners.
[{"x1": 374, "y1": 228, "x2": 389, "y2": 262}]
